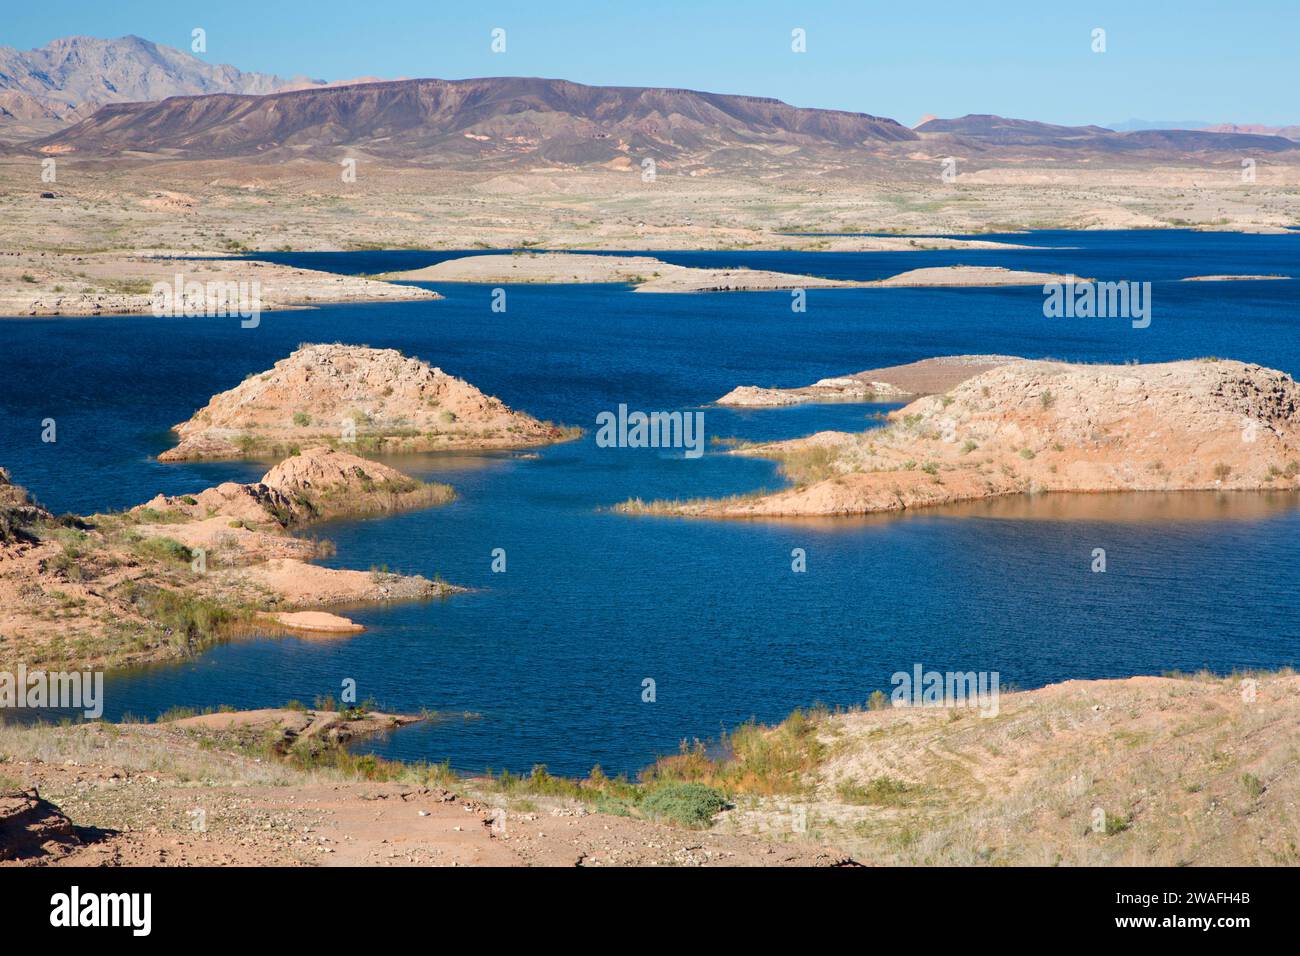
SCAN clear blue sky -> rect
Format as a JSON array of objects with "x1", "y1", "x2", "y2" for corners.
[{"x1": 6, "y1": 0, "x2": 1298, "y2": 126}]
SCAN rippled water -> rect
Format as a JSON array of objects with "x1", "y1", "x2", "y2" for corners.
[{"x1": 3, "y1": 231, "x2": 1299, "y2": 776}]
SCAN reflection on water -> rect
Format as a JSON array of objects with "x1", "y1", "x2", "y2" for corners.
[
  {"x1": 916, "y1": 490, "x2": 1300, "y2": 525},
  {"x1": 707, "y1": 490, "x2": 1300, "y2": 532}
]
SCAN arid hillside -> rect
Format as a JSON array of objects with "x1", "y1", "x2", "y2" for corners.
[
  {"x1": 700, "y1": 672, "x2": 1300, "y2": 866},
  {"x1": 0, "y1": 35, "x2": 329, "y2": 141},
  {"x1": 30, "y1": 76, "x2": 916, "y2": 169}
]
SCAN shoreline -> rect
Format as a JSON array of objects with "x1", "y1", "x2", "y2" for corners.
[{"x1": 4, "y1": 669, "x2": 1295, "y2": 866}]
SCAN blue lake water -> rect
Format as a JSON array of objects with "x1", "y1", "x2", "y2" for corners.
[{"x1": 3, "y1": 230, "x2": 1299, "y2": 776}]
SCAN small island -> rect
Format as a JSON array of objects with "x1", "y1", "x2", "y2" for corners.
[
  {"x1": 158, "y1": 342, "x2": 579, "y2": 461},
  {"x1": 381, "y1": 253, "x2": 1079, "y2": 294}
]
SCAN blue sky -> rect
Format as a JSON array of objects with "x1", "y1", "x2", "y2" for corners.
[{"x1": 6, "y1": 0, "x2": 1298, "y2": 126}]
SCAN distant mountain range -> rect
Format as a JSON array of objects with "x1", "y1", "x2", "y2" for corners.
[
  {"x1": 0, "y1": 35, "x2": 346, "y2": 139},
  {"x1": 1202, "y1": 122, "x2": 1300, "y2": 141},
  {"x1": 914, "y1": 114, "x2": 1297, "y2": 154},
  {"x1": 6, "y1": 35, "x2": 1298, "y2": 169},
  {"x1": 1104, "y1": 119, "x2": 1216, "y2": 132},
  {"x1": 1105, "y1": 119, "x2": 1300, "y2": 139},
  {"x1": 28, "y1": 75, "x2": 918, "y2": 169}
]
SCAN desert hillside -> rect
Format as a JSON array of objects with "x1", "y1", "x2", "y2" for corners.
[
  {"x1": 699, "y1": 672, "x2": 1300, "y2": 866},
  {"x1": 29, "y1": 75, "x2": 917, "y2": 166}
]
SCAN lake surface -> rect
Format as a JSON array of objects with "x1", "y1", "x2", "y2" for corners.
[{"x1": 3, "y1": 230, "x2": 1299, "y2": 776}]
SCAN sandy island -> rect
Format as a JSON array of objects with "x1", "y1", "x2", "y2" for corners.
[
  {"x1": 0, "y1": 251, "x2": 440, "y2": 317},
  {"x1": 382, "y1": 253, "x2": 1078, "y2": 294},
  {"x1": 1180, "y1": 274, "x2": 1290, "y2": 281},
  {"x1": 717, "y1": 354, "x2": 1021, "y2": 406}
]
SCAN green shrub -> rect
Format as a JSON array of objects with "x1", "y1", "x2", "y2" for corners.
[
  {"x1": 641, "y1": 782, "x2": 727, "y2": 828},
  {"x1": 135, "y1": 535, "x2": 194, "y2": 565}
]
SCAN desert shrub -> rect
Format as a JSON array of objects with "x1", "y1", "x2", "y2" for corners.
[
  {"x1": 1241, "y1": 773, "x2": 1266, "y2": 799},
  {"x1": 837, "y1": 776, "x2": 913, "y2": 806},
  {"x1": 134, "y1": 535, "x2": 193, "y2": 565},
  {"x1": 123, "y1": 584, "x2": 237, "y2": 646},
  {"x1": 777, "y1": 444, "x2": 840, "y2": 485},
  {"x1": 640, "y1": 782, "x2": 727, "y2": 828}
]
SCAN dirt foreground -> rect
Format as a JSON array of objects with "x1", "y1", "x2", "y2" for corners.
[
  {"x1": 4, "y1": 671, "x2": 1295, "y2": 866},
  {"x1": 0, "y1": 712, "x2": 849, "y2": 867}
]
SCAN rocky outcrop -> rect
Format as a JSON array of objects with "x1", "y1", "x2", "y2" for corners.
[
  {"x1": 0, "y1": 789, "x2": 85, "y2": 862},
  {"x1": 0, "y1": 467, "x2": 51, "y2": 543},
  {"x1": 139, "y1": 446, "x2": 454, "y2": 530},
  {"x1": 167, "y1": 707, "x2": 421, "y2": 747},
  {"x1": 158, "y1": 343, "x2": 573, "y2": 461},
  {"x1": 631, "y1": 358, "x2": 1300, "y2": 518}
]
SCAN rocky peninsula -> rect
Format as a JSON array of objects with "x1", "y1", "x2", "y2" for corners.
[
  {"x1": 0, "y1": 446, "x2": 461, "y2": 671},
  {"x1": 627, "y1": 357, "x2": 1300, "y2": 518}
]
